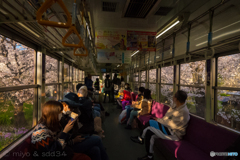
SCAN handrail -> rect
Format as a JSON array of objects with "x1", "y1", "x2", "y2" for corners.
[
  {"x1": 62, "y1": 25, "x2": 84, "y2": 48},
  {"x1": 74, "y1": 45, "x2": 88, "y2": 57},
  {"x1": 36, "y1": 0, "x2": 72, "y2": 28}
]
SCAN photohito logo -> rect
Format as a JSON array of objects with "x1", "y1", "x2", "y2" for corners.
[
  {"x1": 210, "y1": 151, "x2": 216, "y2": 157},
  {"x1": 210, "y1": 151, "x2": 238, "y2": 157}
]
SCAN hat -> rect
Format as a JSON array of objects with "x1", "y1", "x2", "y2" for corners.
[{"x1": 59, "y1": 92, "x2": 81, "y2": 108}]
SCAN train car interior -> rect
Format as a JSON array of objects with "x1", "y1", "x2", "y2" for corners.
[{"x1": 0, "y1": 0, "x2": 240, "y2": 160}]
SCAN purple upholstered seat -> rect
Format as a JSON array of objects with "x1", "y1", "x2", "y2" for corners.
[
  {"x1": 154, "y1": 115, "x2": 239, "y2": 160},
  {"x1": 138, "y1": 101, "x2": 169, "y2": 125}
]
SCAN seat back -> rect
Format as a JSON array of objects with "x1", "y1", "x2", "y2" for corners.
[
  {"x1": 184, "y1": 115, "x2": 239, "y2": 154},
  {"x1": 2, "y1": 136, "x2": 33, "y2": 160},
  {"x1": 151, "y1": 101, "x2": 169, "y2": 118}
]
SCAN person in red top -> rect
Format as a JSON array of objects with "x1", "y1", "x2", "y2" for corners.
[{"x1": 122, "y1": 83, "x2": 132, "y2": 110}]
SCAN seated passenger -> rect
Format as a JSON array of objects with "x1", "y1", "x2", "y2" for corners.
[
  {"x1": 123, "y1": 87, "x2": 145, "y2": 124},
  {"x1": 59, "y1": 96, "x2": 108, "y2": 159},
  {"x1": 131, "y1": 90, "x2": 190, "y2": 160},
  {"x1": 125, "y1": 89, "x2": 152, "y2": 130},
  {"x1": 31, "y1": 101, "x2": 91, "y2": 160},
  {"x1": 121, "y1": 83, "x2": 132, "y2": 110},
  {"x1": 77, "y1": 86, "x2": 95, "y2": 134}
]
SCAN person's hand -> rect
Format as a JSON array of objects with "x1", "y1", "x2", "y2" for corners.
[
  {"x1": 63, "y1": 119, "x2": 77, "y2": 133},
  {"x1": 152, "y1": 117, "x2": 158, "y2": 121},
  {"x1": 73, "y1": 136, "x2": 85, "y2": 144}
]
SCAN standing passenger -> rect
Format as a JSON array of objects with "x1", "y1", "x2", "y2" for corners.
[{"x1": 103, "y1": 75, "x2": 112, "y2": 103}]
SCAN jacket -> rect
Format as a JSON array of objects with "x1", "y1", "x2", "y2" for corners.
[
  {"x1": 31, "y1": 123, "x2": 74, "y2": 159},
  {"x1": 138, "y1": 99, "x2": 152, "y2": 116},
  {"x1": 78, "y1": 97, "x2": 94, "y2": 134},
  {"x1": 157, "y1": 103, "x2": 190, "y2": 140}
]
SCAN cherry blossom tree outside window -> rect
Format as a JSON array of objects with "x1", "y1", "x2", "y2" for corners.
[
  {"x1": 216, "y1": 53, "x2": 240, "y2": 131},
  {"x1": 160, "y1": 66, "x2": 173, "y2": 105},
  {"x1": 64, "y1": 63, "x2": 69, "y2": 82},
  {"x1": 141, "y1": 71, "x2": 146, "y2": 82},
  {"x1": 149, "y1": 69, "x2": 156, "y2": 83},
  {"x1": 0, "y1": 35, "x2": 35, "y2": 151},
  {"x1": 45, "y1": 55, "x2": 58, "y2": 84},
  {"x1": 180, "y1": 61, "x2": 206, "y2": 118},
  {"x1": 180, "y1": 60, "x2": 205, "y2": 86},
  {"x1": 161, "y1": 66, "x2": 173, "y2": 84}
]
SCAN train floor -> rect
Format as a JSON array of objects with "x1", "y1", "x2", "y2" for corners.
[{"x1": 102, "y1": 102, "x2": 167, "y2": 160}]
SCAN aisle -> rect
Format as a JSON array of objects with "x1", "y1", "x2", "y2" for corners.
[{"x1": 102, "y1": 103, "x2": 167, "y2": 160}]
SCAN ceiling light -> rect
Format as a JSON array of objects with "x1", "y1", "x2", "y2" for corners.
[
  {"x1": 18, "y1": 22, "x2": 40, "y2": 38},
  {"x1": 131, "y1": 50, "x2": 139, "y2": 57},
  {"x1": 86, "y1": 23, "x2": 92, "y2": 40},
  {"x1": 156, "y1": 20, "x2": 179, "y2": 39}
]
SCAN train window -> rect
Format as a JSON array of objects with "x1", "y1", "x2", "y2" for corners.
[
  {"x1": 70, "y1": 66, "x2": 73, "y2": 82},
  {"x1": 216, "y1": 53, "x2": 240, "y2": 130},
  {"x1": 45, "y1": 85, "x2": 58, "y2": 101},
  {"x1": 212, "y1": 2, "x2": 240, "y2": 45},
  {"x1": 218, "y1": 54, "x2": 240, "y2": 88},
  {"x1": 134, "y1": 72, "x2": 139, "y2": 82},
  {"x1": 73, "y1": 67, "x2": 76, "y2": 82},
  {"x1": 141, "y1": 71, "x2": 146, "y2": 82},
  {"x1": 0, "y1": 88, "x2": 34, "y2": 152},
  {"x1": 160, "y1": 85, "x2": 173, "y2": 105},
  {"x1": 149, "y1": 83, "x2": 156, "y2": 100},
  {"x1": 175, "y1": 30, "x2": 188, "y2": 57},
  {"x1": 82, "y1": 71, "x2": 85, "y2": 81},
  {"x1": 79, "y1": 70, "x2": 82, "y2": 82},
  {"x1": 149, "y1": 69, "x2": 157, "y2": 83},
  {"x1": 163, "y1": 36, "x2": 173, "y2": 60},
  {"x1": 156, "y1": 41, "x2": 163, "y2": 62},
  {"x1": 45, "y1": 55, "x2": 58, "y2": 83},
  {"x1": 160, "y1": 66, "x2": 174, "y2": 105},
  {"x1": 150, "y1": 52, "x2": 155, "y2": 64},
  {"x1": 0, "y1": 35, "x2": 35, "y2": 87},
  {"x1": 189, "y1": 15, "x2": 209, "y2": 52},
  {"x1": 161, "y1": 66, "x2": 173, "y2": 84},
  {"x1": 180, "y1": 61, "x2": 206, "y2": 118},
  {"x1": 180, "y1": 60, "x2": 205, "y2": 86},
  {"x1": 64, "y1": 63, "x2": 70, "y2": 82},
  {"x1": 181, "y1": 87, "x2": 205, "y2": 118},
  {"x1": 141, "y1": 83, "x2": 146, "y2": 88},
  {"x1": 0, "y1": 35, "x2": 36, "y2": 151},
  {"x1": 133, "y1": 83, "x2": 139, "y2": 92}
]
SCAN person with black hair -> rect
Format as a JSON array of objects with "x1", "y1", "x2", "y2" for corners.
[
  {"x1": 130, "y1": 90, "x2": 190, "y2": 160},
  {"x1": 103, "y1": 75, "x2": 112, "y2": 103},
  {"x1": 125, "y1": 89, "x2": 152, "y2": 130}
]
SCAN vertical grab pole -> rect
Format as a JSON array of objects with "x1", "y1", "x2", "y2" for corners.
[{"x1": 205, "y1": 10, "x2": 214, "y2": 123}]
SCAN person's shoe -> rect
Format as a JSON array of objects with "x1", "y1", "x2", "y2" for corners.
[
  {"x1": 137, "y1": 155, "x2": 153, "y2": 160},
  {"x1": 130, "y1": 136, "x2": 144, "y2": 144},
  {"x1": 125, "y1": 125, "x2": 132, "y2": 129}
]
